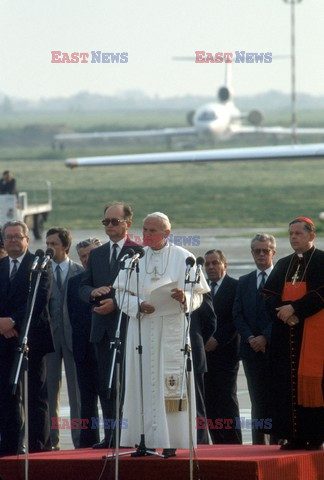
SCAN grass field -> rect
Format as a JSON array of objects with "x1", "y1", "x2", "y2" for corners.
[
  {"x1": 0, "y1": 110, "x2": 323, "y2": 231},
  {"x1": 2, "y1": 157, "x2": 323, "y2": 231}
]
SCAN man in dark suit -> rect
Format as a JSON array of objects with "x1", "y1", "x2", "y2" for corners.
[
  {"x1": 203, "y1": 249, "x2": 242, "y2": 444},
  {"x1": 190, "y1": 292, "x2": 216, "y2": 443},
  {"x1": 67, "y1": 237, "x2": 102, "y2": 447},
  {"x1": 233, "y1": 234, "x2": 276, "y2": 444},
  {"x1": 0, "y1": 221, "x2": 53, "y2": 456},
  {"x1": 79, "y1": 201, "x2": 139, "y2": 449}
]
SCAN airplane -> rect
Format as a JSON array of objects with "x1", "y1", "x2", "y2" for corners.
[
  {"x1": 53, "y1": 84, "x2": 324, "y2": 148},
  {"x1": 54, "y1": 59, "x2": 324, "y2": 148},
  {"x1": 61, "y1": 65, "x2": 324, "y2": 166},
  {"x1": 61, "y1": 63, "x2": 324, "y2": 219},
  {"x1": 54, "y1": 84, "x2": 266, "y2": 146}
]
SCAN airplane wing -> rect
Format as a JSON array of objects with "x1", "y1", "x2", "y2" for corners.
[
  {"x1": 55, "y1": 125, "x2": 324, "y2": 143},
  {"x1": 54, "y1": 127, "x2": 197, "y2": 142},
  {"x1": 230, "y1": 125, "x2": 324, "y2": 135},
  {"x1": 65, "y1": 143, "x2": 324, "y2": 168}
]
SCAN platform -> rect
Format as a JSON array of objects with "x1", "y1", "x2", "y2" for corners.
[{"x1": 0, "y1": 445, "x2": 323, "y2": 480}]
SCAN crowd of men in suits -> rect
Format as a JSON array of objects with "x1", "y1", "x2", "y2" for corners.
[{"x1": 0, "y1": 207, "x2": 322, "y2": 456}]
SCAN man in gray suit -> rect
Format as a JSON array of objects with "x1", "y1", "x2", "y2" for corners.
[
  {"x1": 233, "y1": 233, "x2": 276, "y2": 444},
  {"x1": 46, "y1": 227, "x2": 83, "y2": 450}
]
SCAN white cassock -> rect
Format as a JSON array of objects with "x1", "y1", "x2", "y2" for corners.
[{"x1": 114, "y1": 244, "x2": 210, "y2": 449}]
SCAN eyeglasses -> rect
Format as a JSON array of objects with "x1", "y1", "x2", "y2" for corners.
[
  {"x1": 101, "y1": 218, "x2": 126, "y2": 227},
  {"x1": 3, "y1": 235, "x2": 27, "y2": 241},
  {"x1": 252, "y1": 248, "x2": 271, "y2": 255}
]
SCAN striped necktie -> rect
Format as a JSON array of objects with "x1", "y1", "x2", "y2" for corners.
[
  {"x1": 10, "y1": 259, "x2": 18, "y2": 281},
  {"x1": 211, "y1": 281, "x2": 218, "y2": 297},
  {"x1": 56, "y1": 264, "x2": 62, "y2": 290}
]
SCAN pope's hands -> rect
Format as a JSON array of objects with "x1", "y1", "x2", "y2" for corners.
[
  {"x1": 140, "y1": 301, "x2": 155, "y2": 314},
  {"x1": 171, "y1": 288, "x2": 185, "y2": 304}
]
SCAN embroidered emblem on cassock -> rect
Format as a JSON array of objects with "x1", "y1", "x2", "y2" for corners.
[{"x1": 164, "y1": 373, "x2": 187, "y2": 412}]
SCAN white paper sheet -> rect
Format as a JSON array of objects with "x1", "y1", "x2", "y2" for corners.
[{"x1": 145, "y1": 280, "x2": 181, "y2": 316}]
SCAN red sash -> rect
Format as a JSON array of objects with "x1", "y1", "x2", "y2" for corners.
[{"x1": 282, "y1": 282, "x2": 324, "y2": 408}]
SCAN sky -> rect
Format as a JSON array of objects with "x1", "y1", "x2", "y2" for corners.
[{"x1": 0, "y1": 0, "x2": 323, "y2": 101}]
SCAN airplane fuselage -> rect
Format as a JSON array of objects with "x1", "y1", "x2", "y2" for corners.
[{"x1": 193, "y1": 101, "x2": 241, "y2": 138}]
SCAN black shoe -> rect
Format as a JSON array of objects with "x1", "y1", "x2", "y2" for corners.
[
  {"x1": 162, "y1": 448, "x2": 176, "y2": 458},
  {"x1": 280, "y1": 440, "x2": 307, "y2": 450},
  {"x1": 92, "y1": 439, "x2": 110, "y2": 449},
  {"x1": 0, "y1": 446, "x2": 25, "y2": 457},
  {"x1": 0, "y1": 450, "x2": 13, "y2": 457}
]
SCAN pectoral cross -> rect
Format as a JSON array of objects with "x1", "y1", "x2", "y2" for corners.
[
  {"x1": 152, "y1": 267, "x2": 160, "y2": 281},
  {"x1": 291, "y1": 264, "x2": 300, "y2": 285}
]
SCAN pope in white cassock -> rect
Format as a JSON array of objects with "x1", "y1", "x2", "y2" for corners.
[{"x1": 113, "y1": 212, "x2": 210, "y2": 456}]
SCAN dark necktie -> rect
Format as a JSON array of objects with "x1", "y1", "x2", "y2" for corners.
[
  {"x1": 110, "y1": 243, "x2": 118, "y2": 269},
  {"x1": 258, "y1": 271, "x2": 267, "y2": 291},
  {"x1": 10, "y1": 259, "x2": 18, "y2": 282},
  {"x1": 56, "y1": 264, "x2": 62, "y2": 290},
  {"x1": 211, "y1": 281, "x2": 218, "y2": 297}
]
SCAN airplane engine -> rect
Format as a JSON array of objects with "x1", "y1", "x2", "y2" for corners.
[
  {"x1": 218, "y1": 87, "x2": 232, "y2": 103},
  {"x1": 247, "y1": 109, "x2": 263, "y2": 126},
  {"x1": 186, "y1": 110, "x2": 195, "y2": 126}
]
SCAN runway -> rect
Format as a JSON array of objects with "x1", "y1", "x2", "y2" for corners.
[{"x1": 27, "y1": 227, "x2": 324, "y2": 451}]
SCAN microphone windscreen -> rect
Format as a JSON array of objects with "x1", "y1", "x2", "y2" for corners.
[
  {"x1": 137, "y1": 247, "x2": 145, "y2": 258},
  {"x1": 45, "y1": 247, "x2": 55, "y2": 258},
  {"x1": 185, "y1": 256, "x2": 195, "y2": 267},
  {"x1": 35, "y1": 249, "x2": 45, "y2": 258},
  {"x1": 196, "y1": 256, "x2": 205, "y2": 267}
]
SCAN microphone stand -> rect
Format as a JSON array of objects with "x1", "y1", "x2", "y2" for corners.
[
  {"x1": 103, "y1": 258, "x2": 133, "y2": 476},
  {"x1": 104, "y1": 256, "x2": 164, "y2": 476},
  {"x1": 179, "y1": 271, "x2": 196, "y2": 480},
  {"x1": 11, "y1": 265, "x2": 44, "y2": 480},
  {"x1": 130, "y1": 259, "x2": 164, "y2": 459}
]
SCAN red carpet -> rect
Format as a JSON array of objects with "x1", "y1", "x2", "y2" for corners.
[{"x1": 0, "y1": 445, "x2": 323, "y2": 480}]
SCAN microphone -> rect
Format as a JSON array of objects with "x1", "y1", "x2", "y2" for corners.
[
  {"x1": 119, "y1": 248, "x2": 136, "y2": 269},
  {"x1": 40, "y1": 247, "x2": 55, "y2": 269},
  {"x1": 31, "y1": 249, "x2": 45, "y2": 271},
  {"x1": 185, "y1": 256, "x2": 195, "y2": 283},
  {"x1": 129, "y1": 247, "x2": 145, "y2": 264},
  {"x1": 195, "y1": 256, "x2": 205, "y2": 284},
  {"x1": 119, "y1": 248, "x2": 135, "y2": 264}
]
